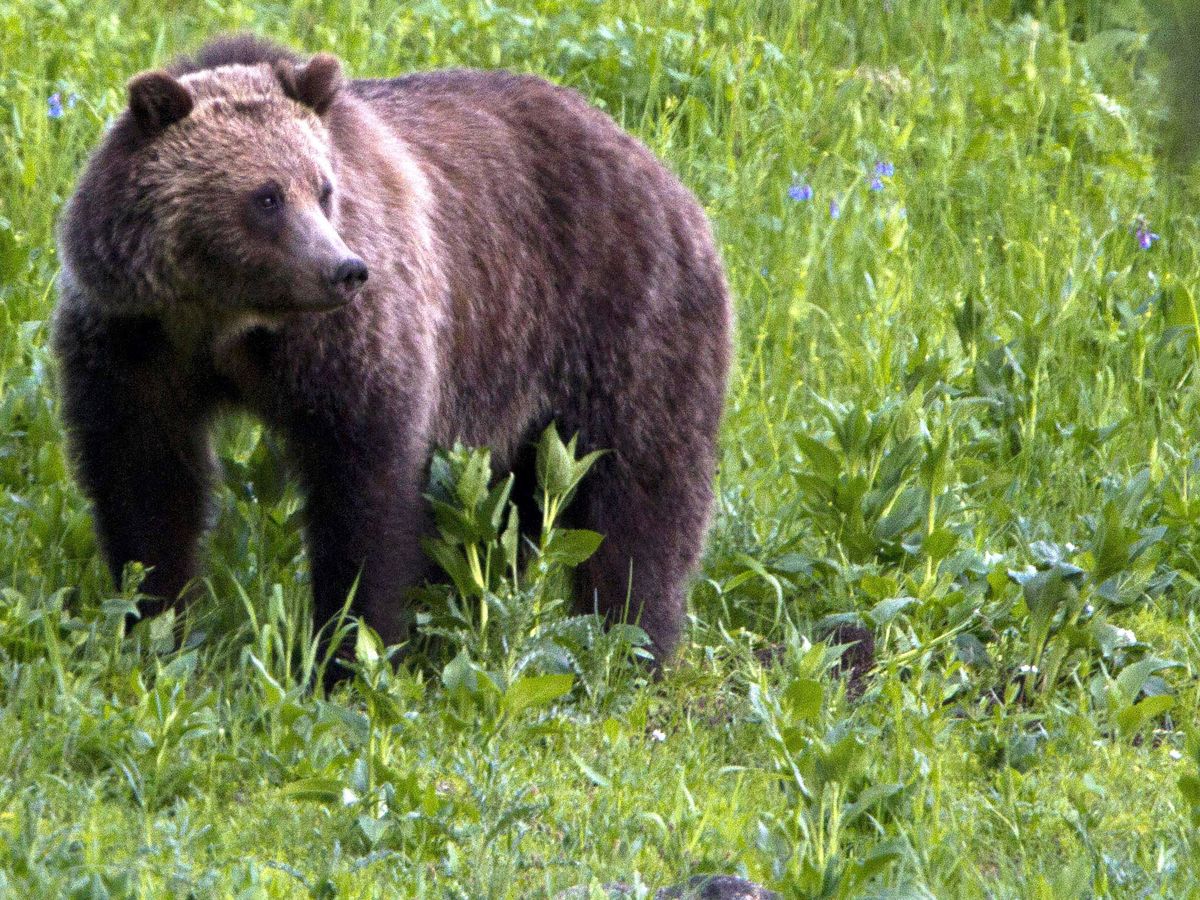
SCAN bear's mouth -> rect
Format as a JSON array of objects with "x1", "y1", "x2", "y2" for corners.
[
  {"x1": 248, "y1": 298, "x2": 346, "y2": 316},
  {"x1": 246, "y1": 280, "x2": 360, "y2": 315},
  {"x1": 289, "y1": 293, "x2": 355, "y2": 313},
  {"x1": 286, "y1": 268, "x2": 367, "y2": 312}
]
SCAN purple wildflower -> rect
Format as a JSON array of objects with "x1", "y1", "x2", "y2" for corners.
[
  {"x1": 48, "y1": 92, "x2": 64, "y2": 119},
  {"x1": 830, "y1": 199, "x2": 842, "y2": 219},
  {"x1": 869, "y1": 177, "x2": 885, "y2": 192},
  {"x1": 787, "y1": 181, "x2": 814, "y2": 202},
  {"x1": 875, "y1": 160, "x2": 895, "y2": 178},
  {"x1": 1136, "y1": 227, "x2": 1159, "y2": 250}
]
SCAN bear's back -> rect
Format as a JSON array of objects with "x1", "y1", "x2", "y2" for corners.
[
  {"x1": 347, "y1": 65, "x2": 719, "y2": 327},
  {"x1": 343, "y1": 68, "x2": 725, "y2": 456}
]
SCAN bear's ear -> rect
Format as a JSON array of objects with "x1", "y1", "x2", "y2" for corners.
[
  {"x1": 127, "y1": 71, "x2": 194, "y2": 136},
  {"x1": 277, "y1": 53, "x2": 343, "y2": 115}
]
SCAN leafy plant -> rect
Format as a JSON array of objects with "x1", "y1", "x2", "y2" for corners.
[
  {"x1": 745, "y1": 637, "x2": 905, "y2": 896},
  {"x1": 416, "y1": 425, "x2": 647, "y2": 701}
]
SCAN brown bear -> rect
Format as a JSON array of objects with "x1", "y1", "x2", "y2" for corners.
[{"x1": 53, "y1": 35, "x2": 731, "y2": 663}]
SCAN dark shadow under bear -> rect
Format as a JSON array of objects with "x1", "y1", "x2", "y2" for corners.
[{"x1": 54, "y1": 35, "x2": 732, "y2": 662}]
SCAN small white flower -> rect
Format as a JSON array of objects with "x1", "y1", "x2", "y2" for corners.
[{"x1": 650, "y1": 729, "x2": 667, "y2": 742}]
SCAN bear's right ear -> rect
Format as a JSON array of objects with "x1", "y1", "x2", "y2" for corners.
[
  {"x1": 127, "y1": 71, "x2": 194, "y2": 136},
  {"x1": 277, "y1": 53, "x2": 343, "y2": 115}
]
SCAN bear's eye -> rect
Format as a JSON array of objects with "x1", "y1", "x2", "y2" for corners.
[
  {"x1": 318, "y1": 181, "x2": 333, "y2": 210},
  {"x1": 252, "y1": 185, "x2": 283, "y2": 213}
]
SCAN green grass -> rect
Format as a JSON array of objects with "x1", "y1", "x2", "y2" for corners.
[{"x1": 2, "y1": 0, "x2": 1200, "y2": 895}]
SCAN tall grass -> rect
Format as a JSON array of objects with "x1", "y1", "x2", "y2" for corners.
[{"x1": 0, "y1": 0, "x2": 1198, "y2": 895}]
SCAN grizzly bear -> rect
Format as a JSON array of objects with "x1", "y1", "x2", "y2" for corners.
[{"x1": 54, "y1": 35, "x2": 731, "y2": 663}]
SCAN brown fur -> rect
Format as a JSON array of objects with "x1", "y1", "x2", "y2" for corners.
[{"x1": 54, "y1": 35, "x2": 732, "y2": 661}]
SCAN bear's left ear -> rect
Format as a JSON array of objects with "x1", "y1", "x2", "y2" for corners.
[
  {"x1": 128, "y1": 71, "x2": 194, "y2": 136},
  {"x1": 277, "y1": 53, "x2": 344, "y2": 115}
]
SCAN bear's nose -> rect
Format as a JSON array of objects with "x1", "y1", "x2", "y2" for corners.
[{"x1": 329, "y1": 257, "x2": 369, "y2": 294}]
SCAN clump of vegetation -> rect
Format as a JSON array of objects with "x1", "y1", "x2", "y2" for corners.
[
  {"x1": 1, "y1": 0, "x2": 1198, "y2": 895},
  {"x1": 414, "y1": 427, "x2": 649, "y2": 705}
]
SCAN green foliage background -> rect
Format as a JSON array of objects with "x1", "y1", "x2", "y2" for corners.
[{"x1": 2, "y1": 0, "x2": 1200, "y2": 895}]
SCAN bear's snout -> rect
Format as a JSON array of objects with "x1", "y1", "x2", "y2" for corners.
[{"x1": 327, "y1": 256, "x2": 368, "y2": 303}]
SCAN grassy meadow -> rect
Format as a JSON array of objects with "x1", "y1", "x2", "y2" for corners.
[{"x1": 3, "y1": 0, "x2": 1200, "y2": 895}]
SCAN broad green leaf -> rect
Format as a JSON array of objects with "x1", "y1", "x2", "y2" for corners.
[
  {"x1": 357, "y1": 682, "x2": 404, "y2": 727},
  {"x1": 573, "y1": 449, "x2": 606, "y2": 485},
  {"x1": 1116, "y1": 695, "x2": 1174, "y2": 737},
  {"x1": 442, "y1": 649, "x2": 477, "y2": 695},
  {"x1": 815, "y1": 732, "x2": 865, "y2": 786},
  {"x1": 427, "y1": 496, "x2": 484, "y2": 544},
  {"x1": 1115, "y1": 657, "x2": 1180, "y2": 704},
  {"x1": 480, "y1": 474, "x2": 514, "y2": 534},
  {"x1": 456, "y1": 446, "x2": 492, "y2": 510},
  {"x1": 924, "y1": 527, "x2": 958, "y2": 562},
  {"x1": 873, "y1": 486, "x2": 925, "y2": 542},
  {"x1": 319, "y1": 701, "x2": 370, "y2": 745},
  {"x1": 795, "y1": 434, "x2": 842, "y2": 477},
  {"x1": 281, "y1": 777, "x2": 344, "y2": 804},
  {"x1": 1090, "y1": 501, "x2": 1139, "y2": 583},
  {"x1": 354, "y1": 623, "x2": 382, "y2": 665},
  {"x1": 1018, "y1": 568, "x2": 1079, "y2": 626},
  {"x1": 868, "y1": 596, "x2": 917, "y2": 626},
  {"x1": 422, "y1": 538, "x2": 478, "y2": 597},
  {"x1": 503, "y1": 673, "x2": 575, "y2": 717},
  {"x1": 849, "y1": 837, "x2": 904, "y2": 884},
  {"x1": 542, "y1": 529, "x2": 604, "y2": 567},
  {"x1": 536, "y1": 423, "x2": 576, "y2": 497},
  {"x1": 860, "y1": 574, "x2": 896, "y2": 600},
  {"x1": 843, "y1": 785, "x2": 903, "y2": 826},
  {"x1": 358, "y1": 815, "x2": 389, "y2": 847},
  {"x1": 783, "y1": 678, "x2": 823, "y2": 722},
  {"x1": 501, "y1": 504, "x2": 520, "y2": 573},
  {"x1": 442, "y1": 651, "x2": 499, "y2": 702}
]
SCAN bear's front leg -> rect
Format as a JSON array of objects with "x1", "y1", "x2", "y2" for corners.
[
  {"x1": 55, "y1": 312, "x2": 216, "y2": 613},
  {"x1": 288, "y1": 413, "x2": 432, "y2": 647}
]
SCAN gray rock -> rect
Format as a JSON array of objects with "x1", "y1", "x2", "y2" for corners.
[
  {"x1": 655, "y1": 875, "x2": 780, "y2": 900},
  {"x1": 554, "y1": 875, "x2": 778, "y2": 900}
]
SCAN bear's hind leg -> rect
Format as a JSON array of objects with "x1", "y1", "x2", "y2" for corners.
[{"x1": 572, "y1": 452, "x2": 713, "y2": 664}]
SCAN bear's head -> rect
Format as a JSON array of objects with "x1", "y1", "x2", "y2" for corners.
[{"x1": 62, "y1": 51, "x2": 368, "y2": 317}]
